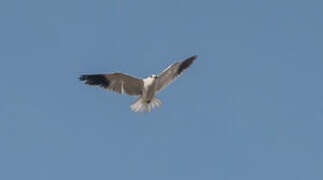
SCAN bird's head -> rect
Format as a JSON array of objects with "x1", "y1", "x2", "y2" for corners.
[{"x1": 149, "y1": 74, "x2": 158, "y2": 79}]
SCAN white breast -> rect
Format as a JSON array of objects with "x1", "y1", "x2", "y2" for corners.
[{"x1": 143, "y1": 77, "x2": 155, "y2": 89}]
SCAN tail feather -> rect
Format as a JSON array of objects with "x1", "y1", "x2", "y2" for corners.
[{"x1": 130, "y1": 97, "x2": 162, "y2": 112}]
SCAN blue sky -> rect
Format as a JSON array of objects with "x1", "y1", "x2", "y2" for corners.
[{"x1": 1, "y1": 0, "x2": 322, "y2": 179}]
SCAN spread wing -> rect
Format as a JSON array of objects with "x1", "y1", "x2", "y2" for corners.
[
  {"x1": 155, "y1": 55, "x2": 197, "y2": 92},
  {"x1": 79, "y1": 73, "x2": 144, "y2": 96}
]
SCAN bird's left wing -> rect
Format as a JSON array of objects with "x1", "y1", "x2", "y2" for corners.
[
  {"x1": 155, "y1": 55, "x2": 197, "y2": 92},
  {"x1": 80, "y1": 73, "x2": 144, "y2": 96}
]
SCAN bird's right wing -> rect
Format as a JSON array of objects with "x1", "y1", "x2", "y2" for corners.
[
  {"x1": 80, "y1": 73, "x2": 144, "y2": 96},
  {"x1": 155, "y1": 56, "x2": 197, "y2": 92}
]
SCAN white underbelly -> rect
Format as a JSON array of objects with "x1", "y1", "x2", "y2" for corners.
[{"x1": 142, "y1": 77, "x2": 156, "y2": 101}]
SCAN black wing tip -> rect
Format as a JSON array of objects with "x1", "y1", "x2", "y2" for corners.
[
  {"x1": 79, "y1": 75, "x2": 87, "y2": 81},
  {"x1": 79, "y1": 74, "x2": 110, "y2": 88},
  {"x1": 189, "y1": 55, "x2": 198, "y2": 60},
  {"x1": 177, "y1": 55, "x2": 197, "y2": 75}
]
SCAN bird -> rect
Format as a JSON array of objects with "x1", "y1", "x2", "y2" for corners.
[{"x1": 79, "y1": 55, "x2": 197, "y2": 112}]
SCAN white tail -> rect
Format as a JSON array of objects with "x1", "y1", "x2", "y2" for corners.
[{"x1": 130, "y1": 96, "x2": 162, "y2": 112}]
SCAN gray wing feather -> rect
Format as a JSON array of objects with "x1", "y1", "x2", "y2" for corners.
[
  {"x1": 80, "y1": 73, "x2": 143, "y2": 96},
  {"x1": 155, "y1": 55, "x2": 197, "y2": 92}
]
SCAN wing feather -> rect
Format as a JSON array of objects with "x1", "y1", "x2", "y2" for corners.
[
  {"x1": 155, "y1": 55, "x2": 197, "y2": 92},
  {"x1": 80, "y1": 73, "x2": 143, "y2": 96}
]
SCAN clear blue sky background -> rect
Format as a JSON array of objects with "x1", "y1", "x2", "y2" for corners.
[{"x1": 1, "y1": 0, "x2": 322, "y2": 179}]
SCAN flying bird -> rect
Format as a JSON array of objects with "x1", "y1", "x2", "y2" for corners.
[{"x1": 79, "y1": 55, "x2": 197, "y2": 112}]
